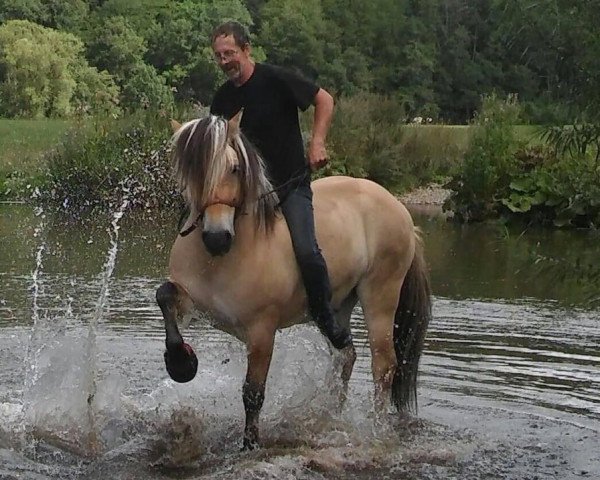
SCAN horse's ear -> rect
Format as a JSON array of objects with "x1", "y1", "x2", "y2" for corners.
[
  {"x1": 170, "y1": 119, "x2": 182, "y2": 133},
  {"x1": 228, "y1": 109, "x2": 243, "y2": 138}
]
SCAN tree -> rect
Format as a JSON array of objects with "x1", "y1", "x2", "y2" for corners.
[
  {"x1": 0, "y1": 0, "x2": 46, "y2": 24},
  {"x1": 120, "y1": 63, "x2": 174, "y2": 111},
  {"x1": 0, "y1": 20, "x2": 119, "y2": 117},
  {"x1": 434, "y1": 0, "x2": 503, "y2": 122},
  {"x1": 144, "y1": 0, "x2": 254, "y2": 104},
  {"x1": 259, "y1": 0, "x2": 343, "y2": 88},
  {"x1": 0, "y1": 0, "x2": 88, "y2": 31},
  {"x1": 85, "y1": 15, "x2": 147, "y2": 81},
  {"x1": 87, "y1": 0, "x2": 168, "y2": 37}
]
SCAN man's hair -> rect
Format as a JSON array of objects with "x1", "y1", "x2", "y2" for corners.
[{"x1": 211, "y1": 21, "x2": 250, "y2": 48}]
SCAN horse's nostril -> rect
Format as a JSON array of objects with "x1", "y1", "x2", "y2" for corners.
[{"x1": 202, "y1": 231, "x2": 233, "y2": 256}]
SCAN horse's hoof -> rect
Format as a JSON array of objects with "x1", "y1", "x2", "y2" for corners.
[
  {"x1": 164, "y1": 342, "x2": 198, "y2": 383},
  {"x1": 242, "y1": 437, "x2": 259, "y2": 451}
]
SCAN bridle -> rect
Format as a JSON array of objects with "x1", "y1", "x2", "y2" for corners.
[
  {"x1": 178, "y1": 166, "x2": 310, "y2": 238},
  {"x1": 179, "y1": 198, "x2": 240, "y2": 237}
]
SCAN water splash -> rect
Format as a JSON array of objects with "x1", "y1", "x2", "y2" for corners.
[
  {"x1": 25, "y1": 214, "x2": 47, "y2": 393},
  {"x1": 85, "y1": 199, "x2": 129, "y2": 453},
  {"x1": 22, "y1": 199, "x2": 129, "y2": 457}
]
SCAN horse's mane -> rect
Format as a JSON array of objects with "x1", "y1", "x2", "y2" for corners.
[{"x1": 170, "y1": 115, "x2": 279, "y2": 231}]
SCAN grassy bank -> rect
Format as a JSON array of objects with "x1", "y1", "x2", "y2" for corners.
[
  {"x1": 0, "y1": 118, "x2": 73, "y2": 197},
  {"x1": 0, "y1": 119, "x2": 71, "y2": 173},
  {"x1": 0, "y1": 118, "x2": 540, "y2": 178},
  {"x1": 0, "y1": 112, "x2": 544, "y2": 209}
]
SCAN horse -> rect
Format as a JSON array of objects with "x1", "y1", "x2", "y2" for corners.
[{"x1": 156, "y1": 112, "x2": 432, "y2": 450}]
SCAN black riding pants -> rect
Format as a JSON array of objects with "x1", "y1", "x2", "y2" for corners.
[{"x1": 279, "y1": 184, "x2": 333, "y2": 316}]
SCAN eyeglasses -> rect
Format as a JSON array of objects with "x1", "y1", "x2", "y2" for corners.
[{"x1": 213, "y1": 49, "x2": 240, "y2": 63}]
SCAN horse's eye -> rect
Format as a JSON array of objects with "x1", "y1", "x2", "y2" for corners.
[{"x1": 232, "y1": 165, "x2": 240, "y2": 174}]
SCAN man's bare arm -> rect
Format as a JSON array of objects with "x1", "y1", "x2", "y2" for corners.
[{"x1": 308, "y1": 88, "x2": 334, "y2": 171}]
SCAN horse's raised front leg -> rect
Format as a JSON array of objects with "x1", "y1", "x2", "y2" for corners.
[
  {"x1": 156, "y1": 281, "x2": 198, "y2": 383},
  {"x1": 242, "y1": 320, "x2": 276, "y2": 450}
]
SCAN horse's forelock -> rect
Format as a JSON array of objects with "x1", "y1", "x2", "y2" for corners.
[
  {"x1": 172, "y1": 116, "x2": 229, "y2": 209},
  {"x1": 202, "y1": 116, "x2": 230, "y2": 203},
  {"x1": 172, "y1": 115, "x2": 278, "y2": 229}
]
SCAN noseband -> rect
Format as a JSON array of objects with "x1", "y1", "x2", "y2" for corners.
[{"x1": 179, "y1": 199, "x2": 241, "y2": 237}]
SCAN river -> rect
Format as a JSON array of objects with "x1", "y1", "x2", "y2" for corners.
[{"x1": 0, "y1": 204, "x2": 598, "y2": 479}]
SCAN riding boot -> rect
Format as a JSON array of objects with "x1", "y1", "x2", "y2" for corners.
[{"x1": 298, "y1": 258, "x2": 353, "y2": 350}]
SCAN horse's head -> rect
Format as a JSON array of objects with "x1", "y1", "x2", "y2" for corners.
[{"x1": 170, "y1": 112, "x2": 278, "y2": 256}]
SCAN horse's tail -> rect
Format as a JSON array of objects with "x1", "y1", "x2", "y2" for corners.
[{"x1": 392, "y1": 228, "x2": 432, "y2": 413}]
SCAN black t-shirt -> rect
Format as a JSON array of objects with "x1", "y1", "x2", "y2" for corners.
[{"x1": 210, "y1": 63, "x2": 319, "y2": 189}]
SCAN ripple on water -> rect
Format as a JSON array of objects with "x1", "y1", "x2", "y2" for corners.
[{"x1": 0, "y1": 272, "x2": 599, "y2": 478}]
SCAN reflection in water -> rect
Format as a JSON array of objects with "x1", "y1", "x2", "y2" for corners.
[
  {"x1": 426, "y1": 298, "x2": 600, "y2": 419},
  {"x1": 0, "y1": 205, "x2": 599, "y2": 479},
  {"x1": 416, "y1": 213, "x2": 600, "y2": 306}
]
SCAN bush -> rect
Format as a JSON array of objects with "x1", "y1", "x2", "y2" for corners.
[
  {"x1": 120, "y1": 64, "x2": 175, "y2": 112},
  {"x1": 313, "y1": 92, "x2": 464, "y2": 192},
  {"x1": 446, "y1": 94, "x2": 600, "y2": 227},
  {"x1": 0, "y1": 20, "x2": 120, "y2": 118},
  {"x1": 502, "y1": 152, "x2": 600, "y2": 227},
  {"x1": 444, "y1": 94, "x2": 524, "y2": 221},
  {"x1": 43, "y1": 110, "x2": 180, "y2": 213}
]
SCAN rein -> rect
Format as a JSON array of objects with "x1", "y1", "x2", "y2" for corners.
[
  {"x1": 179, "y1": 212, "x2": 203, "y2": 237},
  {"x1": 257, "y1": 165, "x2": 311, "y2": 202}
]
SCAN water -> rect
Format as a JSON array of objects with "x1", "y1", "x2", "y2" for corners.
[{"x1": 0, "y1": 204, "x2": 598, "y2": 479}]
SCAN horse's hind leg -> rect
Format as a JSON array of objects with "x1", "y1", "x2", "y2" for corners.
[
  {"x1": 358, "y1": 276, "x2": 403, "y2": 415},
  {"x1": 334, "y1": 291, "x2": 358, "y2": 407},
  {"x1": 156, "y1": 281, "x2": 198, "y2": 383}
]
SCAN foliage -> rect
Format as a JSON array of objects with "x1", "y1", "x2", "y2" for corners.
[
  {"x1": 259, "y1": 0, "x2": 338, "y2": 84},
  {"x1": 0, "y1": 20, "x2": 120, "y2": 118},
  {"x1": 0, "y1": 0, "x2": 89, "y2": 31},
  {"x1": 120, "y1": 63, "x2": 174, "y2": 112},
  {"x1": 446, "y1": 94, "x2": 600, "y2": 228},
  {"x1": 445, "y1": 94, "x2": 523, "y2": 221},
  {"x1": 540, "y1": 123, "x2": 600, "y2": 161},
  {"x1": 43, "y1": 110, "x2": 179, "y2": 212},
  {"x1": 502, "y1": 153, "x2": 600, "y2": 228},
  {"x1": 318, "y1": 93, "x2": 462, "y2": 191},
  {"x1": 85, "y1": 15, "x2": 147, "y2": 81},
  {"x1": 1, "y1": 0, "x2": 600, "y2": 122},
  {"x1": 143, "y1": 0, "x2": 254, "y2": 104}
]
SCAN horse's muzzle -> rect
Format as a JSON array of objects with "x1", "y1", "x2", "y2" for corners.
[
  {"x1": 164, "y1": 342, "x2": 198, "y2": 383},
  {"x1": 202, "y1": 231, "x2": 233, "y2": 256}
]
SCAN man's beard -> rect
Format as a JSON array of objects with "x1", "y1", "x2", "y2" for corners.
[{"x1": 223, "y1": 62, "x2": 240, "y2": 80}]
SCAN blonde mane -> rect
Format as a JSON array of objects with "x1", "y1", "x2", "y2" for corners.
[{"x1": 170, "y1": 115, "x2": 279, "y2": 230}]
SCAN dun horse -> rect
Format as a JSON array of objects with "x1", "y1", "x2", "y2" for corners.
[{"x1": 157, "y1": 113, "x2": 431, "y2": 449}]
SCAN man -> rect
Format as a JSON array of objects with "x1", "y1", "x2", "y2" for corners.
[{"x1": 210, "y1": 21, "x2": 351, "y2": 350}]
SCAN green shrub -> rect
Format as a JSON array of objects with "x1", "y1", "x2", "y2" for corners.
[
  {"x1": 120, "y1": 64, "x2": 174, "y2": 113},
  {"x1": 445, "y1": 94, "x2": 524, "y2": 221},
  {"x1": 43, "y1": 110, "x2": 179, "y2": 212},
  {"x1": 502, "y1": 153, "x2": 600, "y2": 227},
  {"x1": 446, "y1": 94, "x2": 600, "y2": 227},
  {"x1": 311, "y1": 92, "x2": 465, "y2": 192}
]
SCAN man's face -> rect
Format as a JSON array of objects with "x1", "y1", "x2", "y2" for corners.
[{"x1": 212, "y1": 35, "x2": 252, "y2": 84}]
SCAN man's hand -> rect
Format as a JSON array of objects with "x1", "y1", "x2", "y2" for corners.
[{"x1": 308, "y1": 138, "x2": 328, "y2": 171}]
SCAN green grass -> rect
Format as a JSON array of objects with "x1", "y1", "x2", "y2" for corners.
[
  {"x1": 0, "y1": 118, "x2": 72, "y2": 175},
  {"x1": 0, "y1": 118, "x2": 542, "y2": 176},
  {"x1": 0, "y1": 116, "x2": 547, "y2": 200}
]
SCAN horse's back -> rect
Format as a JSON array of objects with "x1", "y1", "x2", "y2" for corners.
[{"x1": 312, "y1": 176, "x2": 415, "y2": 245}]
